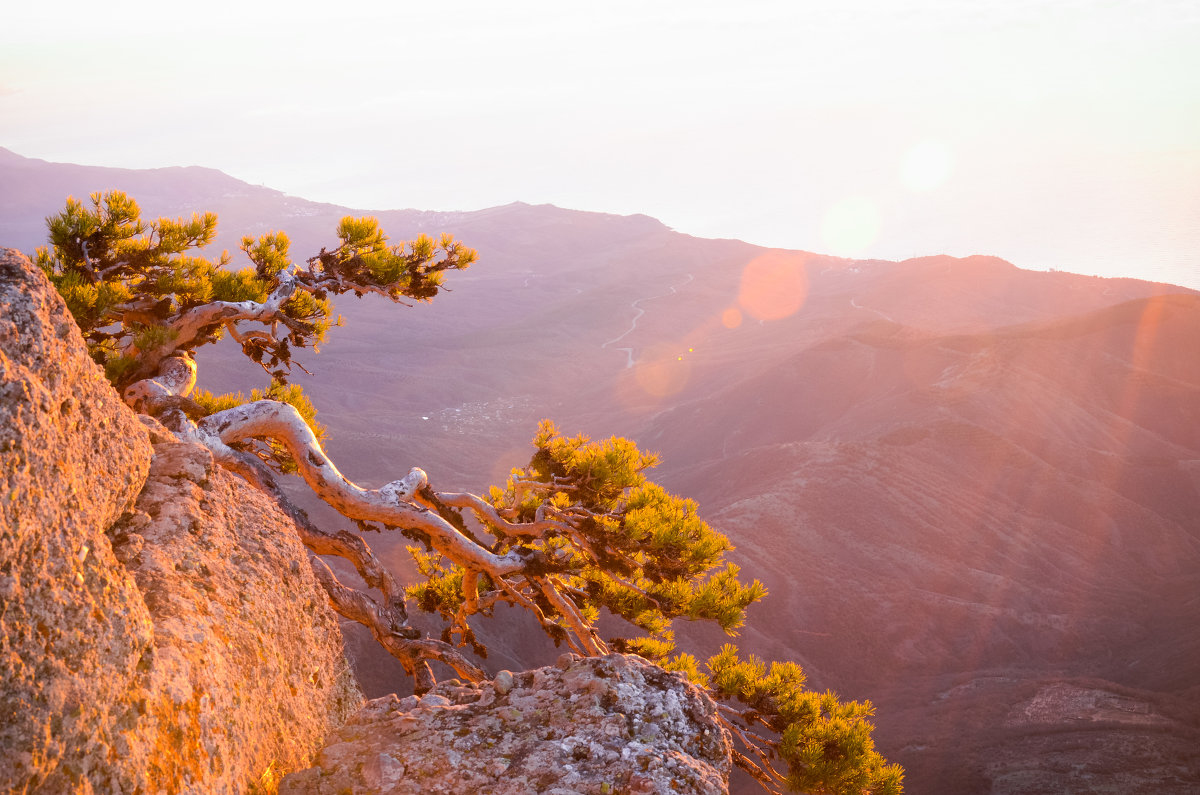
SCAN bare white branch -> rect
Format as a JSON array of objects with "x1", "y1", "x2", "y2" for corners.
[{"x1": 196, "y1": 400, "x2": 529, "y2": 577}]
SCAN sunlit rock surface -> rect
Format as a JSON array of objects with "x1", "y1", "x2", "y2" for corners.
[
  {"x1": 106, "y1": 424, "x2": 363, "y2": 792},
  {"x1": 282, "y1": 653, "x2": 732, "y2": 795},
  {"x1": 0, "y1": 246, "x2": 155, "y2": 790},
  {"x1": 0, "y1": 248, "x2": 361, "y2": 793}
]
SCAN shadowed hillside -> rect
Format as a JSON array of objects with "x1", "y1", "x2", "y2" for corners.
[
  {"x1": 647, "y1": 292, "x2": 1200, "y2": 790},
  {"x1": 4, "y1": 148, "x2": 1198, "y2": 793}
]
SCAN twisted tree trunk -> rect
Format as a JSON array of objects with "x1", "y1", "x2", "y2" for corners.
[{"x1": 123, "y1": 360, "x2": 489, "y2": 689}]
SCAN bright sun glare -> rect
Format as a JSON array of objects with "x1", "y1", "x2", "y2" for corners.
[
  {"x1": 820, "y1": 197, "x2": 881, "y2": 259},
  {"x1": 901, "y1": 140, "x2": 954, "y2": 193}
]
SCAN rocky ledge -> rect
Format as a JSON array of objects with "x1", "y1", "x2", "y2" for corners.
[
  {"x1": 281, "y1": 652, "x2": 732, "y2": 795},
  {"x1": 2, "y1": 244, "x2": 737, "y2": 794}
]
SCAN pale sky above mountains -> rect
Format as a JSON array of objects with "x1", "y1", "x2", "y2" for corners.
[{"x1": 2, "y1": 1, "x2": 1198, "y2": 288}]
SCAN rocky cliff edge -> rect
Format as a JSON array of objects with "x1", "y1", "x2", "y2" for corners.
[
  {"x1": 0, "y1": 245, "x2": 734, "y2": 795},
  {"x1": 0, "y1": 247, "x2": 361, "y2": 793}
]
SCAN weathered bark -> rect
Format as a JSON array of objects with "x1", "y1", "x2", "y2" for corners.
[
  {"x1": 122, "y1": 354, "x2": 198, "y2": 414},
  {"x1": 120, "y1": 363, "x2": 494, "y2": 683},
  {"x1": 121, "y1": 351, "x2": 641, "y2": 692},
  {"x1": 307, "y1": 557, "x2": 485, "y2": 691},
  {"x1": 436, "y1": 491, "x2": 569, "y2": 539},
  {"x1": 188, "y1": 400, "x2": 634, "y2": 671},
  {"x1": 196, "y1": 400, "x2": 531, "y2": 577},
  {"x1": 205, "y1": 441, "x2": 416, "y2": 637},
  {"x1": 127, "y1": 273, "x2": 306, "y2": 383},
  {"x1": 718, "y1": 704, "x2": 789, "y2": 795}
]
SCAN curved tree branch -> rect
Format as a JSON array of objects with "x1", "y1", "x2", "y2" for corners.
[
  {"x1": 308, "y1": 556, "x2": 485, "y2": 690},
  {"x1": 128, "y1": 273, "x2": 304, "y2": 381},
  {"x1": 196, "y1": 400, "x2": 530, "y2": 578},
  {"x1": 122, "y1": 354, "x2": 198, "y2": 415},
  {"x1": 435, "y1": 491, "x2": 572, "y2": 539},
  {"x1": 119, "y1": 361, "x2": 481, "y2": 687}
]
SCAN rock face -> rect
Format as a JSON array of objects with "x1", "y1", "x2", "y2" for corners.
[
  {"x1": 0, "y1": 246, "x2": 155, "y2": 791},
  {"x1": 102, "y1": 424, "x2": 363, "y2": 793},
  {"x1": 0, "y1": 248, "x2": 361, "y2": 793},
  {"x1": 281, "y1": 653, "x2": 732, "y2": 795}
]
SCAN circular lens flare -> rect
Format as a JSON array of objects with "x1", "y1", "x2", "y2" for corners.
[
  {"x1": 738, "y1": 251, "x2": 809, "y2": 321},
  {"x1": 633, "y1": 343, "x2": 692, "y2": 398}
]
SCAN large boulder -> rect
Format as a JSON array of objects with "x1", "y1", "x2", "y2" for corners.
[
  {"x1": 281, "y1": 652, "x2": 732, "y2": 795},
  {"x1": 0, "y1": 248, "x2": 361, "y2": 793}
]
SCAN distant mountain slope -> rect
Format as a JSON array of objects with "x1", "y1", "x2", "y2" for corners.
[
  {"x1": 4, "y1": 147, "x2": 1198, "y2": 793},
  {"x1": 650, "y1": 291, "x2": 1200, "y2": 791}
]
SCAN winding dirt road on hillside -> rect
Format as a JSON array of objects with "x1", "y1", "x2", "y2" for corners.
[{"x1": 601, "y1": 273, "x2": 694, "y2": 368}]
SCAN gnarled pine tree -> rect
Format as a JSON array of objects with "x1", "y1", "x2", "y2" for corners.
[{"x1": 38, "y1": 191, "x2": 902, "y2": 795}]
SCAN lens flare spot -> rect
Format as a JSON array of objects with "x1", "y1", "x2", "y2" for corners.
[
  {"x1": 901, "y1": 140, "x2": 953, "y2": 192},
  {"x1": 820, "y1": 197, "x2": 880, "y2": 258},
  {"x1": 737, "y1": 251, "x2": 809, "y2": 321},
  {"x1": 722, "y1": 307, "x2": 743, "y2": 328},
  {"x1": 633, "y1": 343, "x2": 692, "y2": 398}
]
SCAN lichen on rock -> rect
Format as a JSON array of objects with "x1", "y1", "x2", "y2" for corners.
[{"x1": 281, "y1": 652, "x2": 732, "y2": 795}]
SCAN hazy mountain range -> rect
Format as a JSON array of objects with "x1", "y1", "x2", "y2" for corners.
[{"x1": 4, "y1": 146, "x2": 1198, "y2": 793}]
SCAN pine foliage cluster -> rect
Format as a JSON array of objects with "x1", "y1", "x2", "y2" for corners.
[{"x1": 36, "y1": 191, "x2": 473, "y2": 390}]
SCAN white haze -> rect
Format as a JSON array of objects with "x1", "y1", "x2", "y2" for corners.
[{"x1": 2, "y1": 0, "x2": 1198, "y2": 288}]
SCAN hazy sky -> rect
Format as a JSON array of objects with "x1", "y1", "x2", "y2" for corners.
[{"x1": 3, "y1": 1, "x2": 1199, "y2": 288}]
